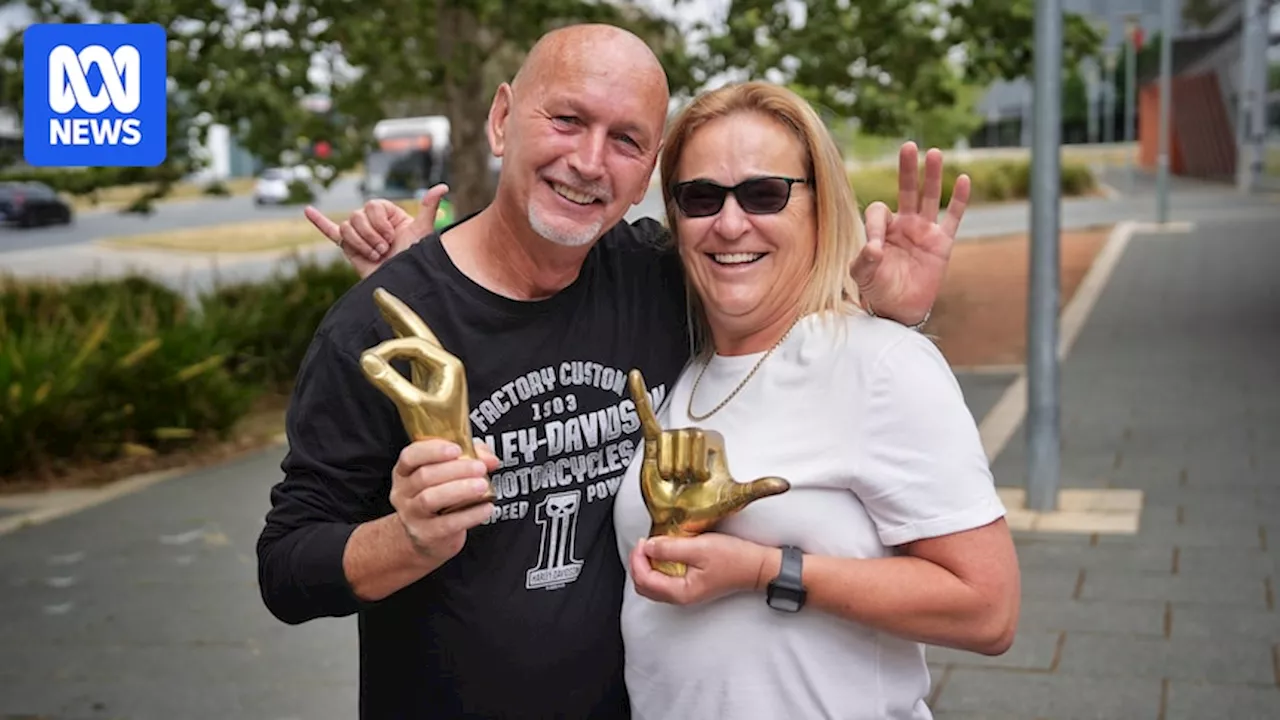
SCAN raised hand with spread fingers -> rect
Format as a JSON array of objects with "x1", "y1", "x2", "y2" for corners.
[{"x1": 850, "y1": 142, "x2": 970, "y2": 328}]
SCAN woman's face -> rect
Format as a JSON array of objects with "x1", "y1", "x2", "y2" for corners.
[{"x1": 672, "y1": 111, "x2": 817, "y2": 347}]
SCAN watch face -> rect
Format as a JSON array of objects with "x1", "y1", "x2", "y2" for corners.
[{"x1": 767, "y1": 586, "x2": 805, "y2": 613}]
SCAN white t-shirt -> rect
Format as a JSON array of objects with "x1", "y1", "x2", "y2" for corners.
[{"x1": 613, "y1": 311, "x2": 1005, "y2": 720}]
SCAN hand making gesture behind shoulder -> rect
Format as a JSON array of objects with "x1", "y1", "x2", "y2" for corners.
[
  {"x1": 304, "y1": 184, "x2": 449, "y2": 279},
  {"x1": 850, "y1": 142, "x2": 970, "y2": 328}
]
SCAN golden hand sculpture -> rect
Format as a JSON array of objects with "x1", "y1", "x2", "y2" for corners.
[
  {"x1": 360, "y1": 288, "x2": 496, "y2": 511},
  {"x1": 627, "y1": 369, "x2": 790, "y2": 577}
]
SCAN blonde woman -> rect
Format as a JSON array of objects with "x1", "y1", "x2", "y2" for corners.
[{"x1": 616, "y1": 82, "x2": 1020, "y2": 720}]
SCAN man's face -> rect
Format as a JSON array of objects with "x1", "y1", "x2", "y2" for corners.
[{"x1": 492, "y1": 58, "x2": 666, "y2": 248}]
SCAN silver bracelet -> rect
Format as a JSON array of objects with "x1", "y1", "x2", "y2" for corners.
[{"x1": 866, "y1": 302, "x2": 930, "y2": 332}]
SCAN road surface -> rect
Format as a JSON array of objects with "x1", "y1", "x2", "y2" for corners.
[{"x1": 0, "y1": 177, "x2": 368, "y2": 254}]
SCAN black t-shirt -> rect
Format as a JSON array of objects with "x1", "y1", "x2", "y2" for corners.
[{"x1": 256, "y1": 218, "x2": 691, "y2": 719}]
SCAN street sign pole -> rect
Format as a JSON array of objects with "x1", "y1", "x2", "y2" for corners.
[{"x1": 1027, "y1": 0, "x2": 1063, "y2": 512}]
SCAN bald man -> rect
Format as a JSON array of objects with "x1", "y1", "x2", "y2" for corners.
[{"x1": 261, "y1": 23, "x2": 960, "y2": 719}]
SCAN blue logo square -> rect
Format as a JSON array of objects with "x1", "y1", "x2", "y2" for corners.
[{"x1": 23, "y1": 23, "x2": 168, "y2": 167}]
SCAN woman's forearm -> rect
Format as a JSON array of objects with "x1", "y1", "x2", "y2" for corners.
[{"x1": 756, "y1": 550, "x2": 1018, "y2": 655}]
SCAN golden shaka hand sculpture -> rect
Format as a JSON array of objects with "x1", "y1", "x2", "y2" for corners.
[
  {"x1": 360, "y1": 288, "x2": 496, "y2": 512},
  {"x1": 627, "y1": 369, "x2": 790, "y2": 577}
]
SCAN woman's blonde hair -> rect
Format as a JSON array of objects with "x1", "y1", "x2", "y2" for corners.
[{"x1": 659, "y1": 81, "x2": 866, "y2": 355}]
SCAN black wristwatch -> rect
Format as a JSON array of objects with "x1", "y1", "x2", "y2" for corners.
[{"x1": 766, "y1": 545, "x2": 806, "y2": 612}]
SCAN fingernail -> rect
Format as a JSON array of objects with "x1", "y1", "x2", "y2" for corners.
[
  {"x1": 376, "y1": 244, "x2": 388, "y2": 254},
  {"x1": 472, "y1": 461, "x2": 488, "y2": 476},
  {"x1": 473, "y1": 479, "x2": 490, "y2": 494}
]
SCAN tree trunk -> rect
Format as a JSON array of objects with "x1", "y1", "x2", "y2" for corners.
[{"x1": 436, "y1": 2, "x2": 497, "y2": 218}]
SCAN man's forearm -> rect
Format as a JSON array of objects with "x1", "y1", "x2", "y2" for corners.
[{"x1": 342, "y1": 514, "x2": 447, "y2": 602}]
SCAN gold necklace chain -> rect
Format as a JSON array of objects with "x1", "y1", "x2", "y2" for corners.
[{"x1": 686, "y1": 317, "x2": 801, "y2": 422}]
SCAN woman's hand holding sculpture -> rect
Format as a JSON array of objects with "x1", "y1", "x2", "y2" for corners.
[{"x1": 627, "y1": 369, "x2": 790, "y2": 578}]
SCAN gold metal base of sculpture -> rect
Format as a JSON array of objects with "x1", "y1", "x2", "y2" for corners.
[
  {"x1": 360, "y1": 288, "x2": 496, "y2": 512},
  {"x1": 627, "y1": 369, "x2": 791, "y2": 577}
]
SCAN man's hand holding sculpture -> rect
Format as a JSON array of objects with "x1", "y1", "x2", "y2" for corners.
[{"x1": 360, "y1": 288, "x2": 498, "y2": 562}]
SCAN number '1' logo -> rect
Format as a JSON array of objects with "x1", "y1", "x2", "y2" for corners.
[{"x1": 47, "y1": 44, "x2": 142, "y2": 114}]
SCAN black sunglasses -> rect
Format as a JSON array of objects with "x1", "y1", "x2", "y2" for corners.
[{"x1": 670, "y1": 176, "x2": 810, "y2": 218}]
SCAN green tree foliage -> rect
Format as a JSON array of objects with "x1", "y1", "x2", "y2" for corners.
[
  {"x1": 691, "y1": 0, "x2": 1103, "y2": 134},
  {"x1": 0, "y1": 0, "x2": 1101, "y2": 213},
  {"x1": 1182, "y1": 0, "x2": 1228, "y2": 30}
]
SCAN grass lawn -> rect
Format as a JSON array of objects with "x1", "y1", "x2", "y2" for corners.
[
  {"x1": 66, "y1": 177, "x2": 259, "y2": 212},
  {"x1": 98, "y1": 198, "x2": 423, "y2": 254}
]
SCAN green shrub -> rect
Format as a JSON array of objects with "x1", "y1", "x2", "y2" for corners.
[
  {"x1": 0, "y1": 255, "x2": 360, "y2": 481},
  {"x1": 284, "y1": 179, "x2": 316, "y2": 205},
  {"x1": 0, "y1": 302, "x2": 256, "y2": 476},
  {"x1": 0, "y1": 274, "x2": 186, "y2": 337},
  {"x1": 848, "y1": 158, "x2": 1096, "y2": 212}
]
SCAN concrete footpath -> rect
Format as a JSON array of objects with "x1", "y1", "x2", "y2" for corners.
[
  {"x1": 925, "y1": 211, "x2": 1280, "y2": 719},
  {"x1": 1, "y1": 193, "x2": 1278, "y2": 718}
]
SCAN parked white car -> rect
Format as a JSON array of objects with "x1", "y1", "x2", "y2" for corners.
[
  {"x1": 252, "y1": 167, "x2": 295, "y2": 205},
  {"x1": 253, "y1": 165, "x2": 327, "y2": 205}
]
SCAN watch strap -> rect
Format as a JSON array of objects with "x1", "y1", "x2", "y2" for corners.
[
  {"x1": 777, "y1": 545, "x2": 804, "y2": 587},
  {"x1": 766, "y1": 545, "x2": 806, "y2": 612}
]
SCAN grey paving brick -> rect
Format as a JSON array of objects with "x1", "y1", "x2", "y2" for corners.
[
  {"x1": 1112, "y1": 467, "x2": 1188, "y2": 491},
  {"x1": 926, "y1": 630, "x2": 1060, "y2": 671},
  {"x1": 1166, "y1": 683, "x2": 1280, "y2": 720},
  {"x1": 1174, "y1": 547, "x2": 1279, "y2": 578},
  {"x1": 1134, "y1": 504, "x2": 1180, "y2": 534},
  {"x1": 1179, "y1": 497, "x2": 1277, "y2": 527},
  {"x1": 1079, "y1": 570, "x2": 1268, "y2": 607},
  {"x1": 1139, "y1": 484, "x2": 1254, "y2": 507},
  {"x1": 1014, "y1": 541, "x2": 1174, "y2": 574},
  {"x1": 1055, "y1": 634, "x2": 1276, "y2": 685},
  {"x1": 1020, "y1": 567, "x2": 1085, "y2": 600},
  {"x1": 1094, "y1": 521, "x2": 1265, "y2": 549},
  {"x1": 1017, "y1": 598, "x2": 1166, "y2": 637},
  {"x1": 931, "y1": 668, "x2": 1162, "y2": 720},
  {"x1": 1168, "y1": 604, "x2": 1280, "y2": 642},
  {"x1": 1185, "y1": 469, "x2": 1278, "y2": 489}
]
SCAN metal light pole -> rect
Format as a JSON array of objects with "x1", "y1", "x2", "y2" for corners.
[
  {"x1": 1237, "y1": 0, "x2": 1268, "y2": 193},
  {"x1": 1086, "y1": 61, "x2": 1100, "y2": 145},
  {"x1": 1027, "y1": 0, "x2": 1063, "y2": 512},
  {"x1": 1104, "y1": 51, "x2": 1118, "y2": 145},
  {"x1": 1156, "y1": 0, "x2": 1175, "y2": 223},
  {"x1": 1124, "y1": 16, "x2": 1139, "y2": 190},
  {"x1": 1249, "y1": 1, "x2": 1270, "y2": 185}
]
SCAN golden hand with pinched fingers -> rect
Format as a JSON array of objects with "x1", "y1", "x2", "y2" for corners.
[
  {"x1": 361, "y1": 288, "x2": 496, "y2": 511},
  {"x1": 627, "y1": 369, "x2": 790, "y2": 577}
]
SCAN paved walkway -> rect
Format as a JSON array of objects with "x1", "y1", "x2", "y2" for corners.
[
  {"x1": 1, "y1": 190, "x2": 1277, "y2": 718},
  {"x1": 926, "y1": 211, "x2": 1280, "y2": 719}
]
